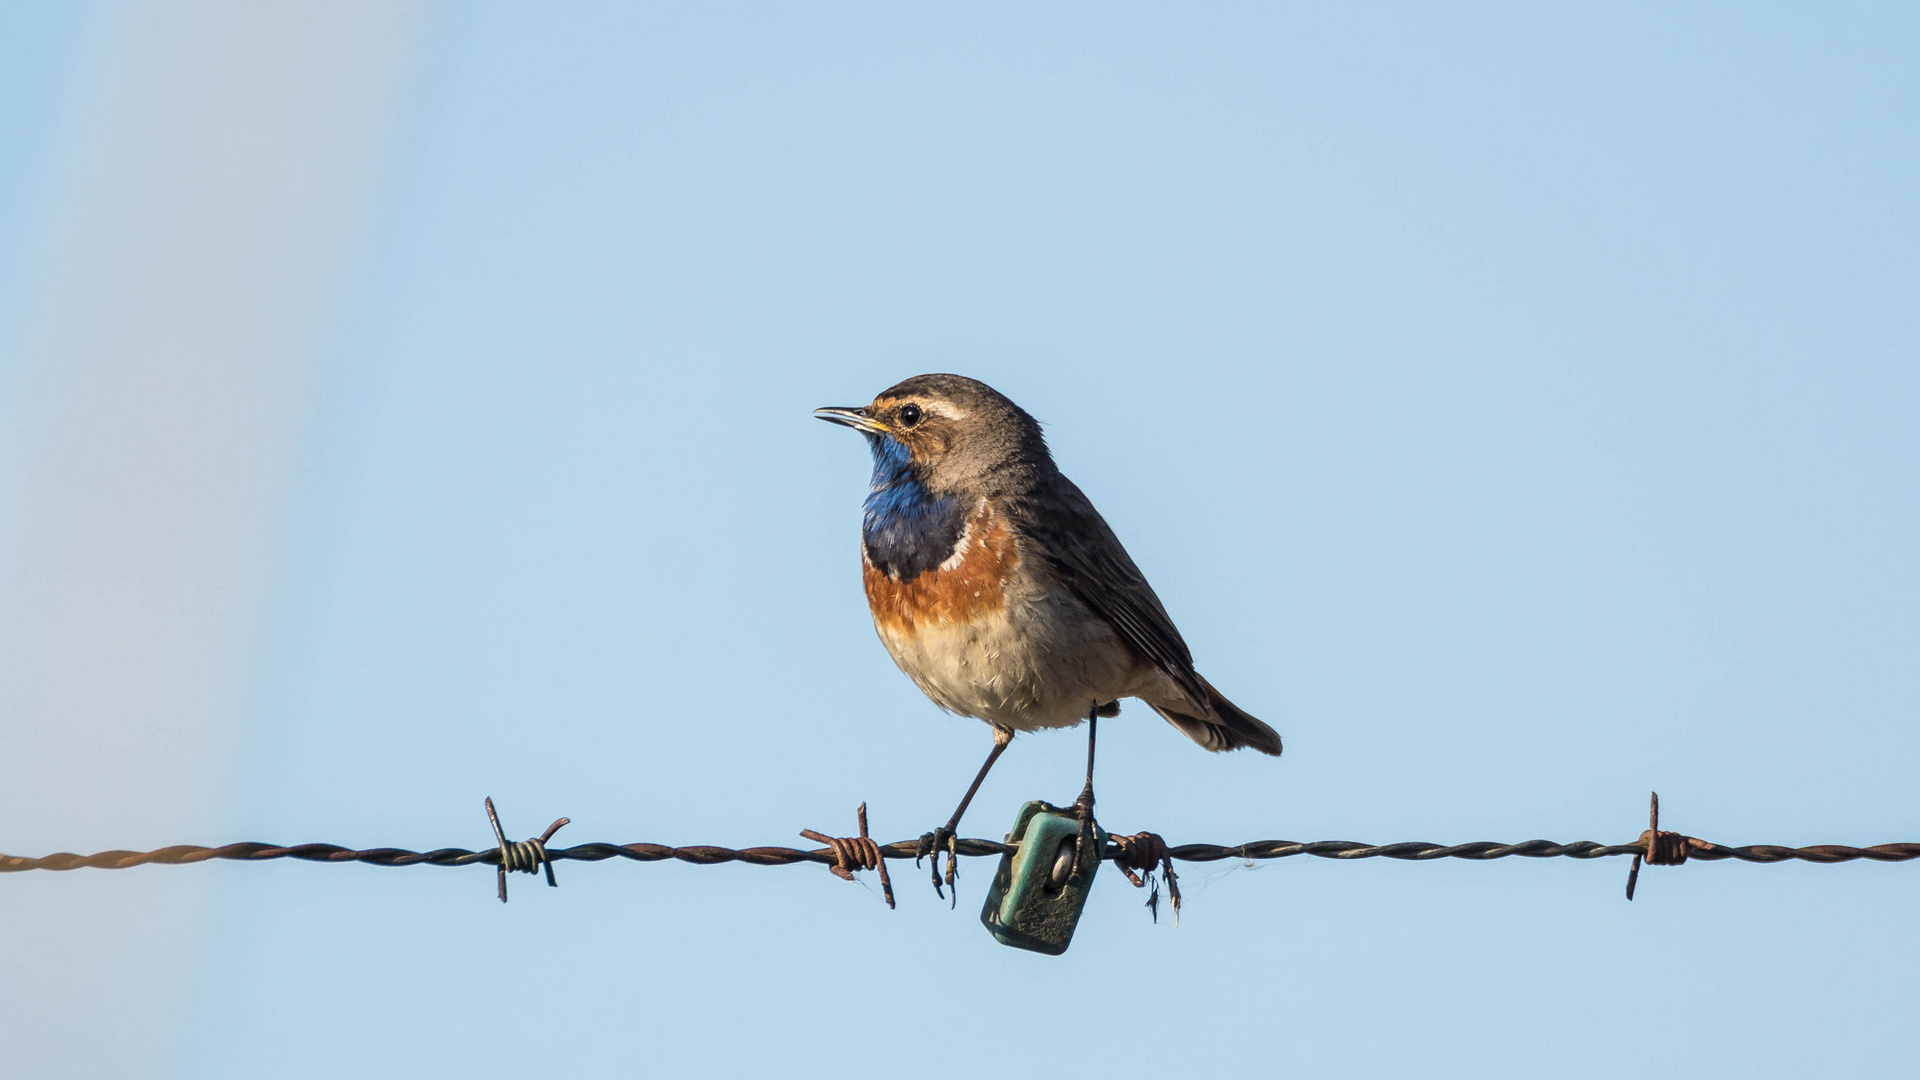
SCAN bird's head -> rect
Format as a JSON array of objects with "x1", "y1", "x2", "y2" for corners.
[{"x1": 814, "y1": 374, "x2": 1049, "y2": 497}]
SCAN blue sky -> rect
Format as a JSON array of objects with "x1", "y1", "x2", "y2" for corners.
[{"x1": 4, "y1": 4, "x2": 1917, "y2": 1078}]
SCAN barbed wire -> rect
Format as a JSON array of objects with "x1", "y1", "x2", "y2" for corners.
[
  {"x1": 4, "y1": 793, "x2": 1915, "y2": 905},
  {"x1": 15, "y1": 835, "x2": 1917, "y2": 874}
]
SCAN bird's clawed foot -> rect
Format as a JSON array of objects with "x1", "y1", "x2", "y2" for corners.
[
  {"x1": 915, "y1": 825, "x2": 960, "y2": 906},
  {"x1": 918, "y1": 725, "x2": 1014, "y2": 908},
  {"x1": 1069, "y1": 783, "x2": 1096, "y2": 872}
]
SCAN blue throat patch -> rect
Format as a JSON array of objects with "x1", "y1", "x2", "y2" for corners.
[{"x1": 862, "y1": 434, "x2": 967, "y2": 580}]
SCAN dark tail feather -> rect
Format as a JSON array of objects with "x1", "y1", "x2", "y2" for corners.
[{"x1": 1149, "y1": 675, "x2": 1283, "y2": 756}]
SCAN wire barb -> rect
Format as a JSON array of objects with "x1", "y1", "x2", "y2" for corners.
[
  {"x1": 1109, "y1": 830, "x2": 1182, "y2": 926},
  {"x1": 1625, "y1": 791, "x2": 1699, "y2": 901},
  {"x1": 485, "y1": 797, "x2": 570, "y2": 904},
  {"x1": 800, "y1": 802, "x2": 895, "y2": 909}
]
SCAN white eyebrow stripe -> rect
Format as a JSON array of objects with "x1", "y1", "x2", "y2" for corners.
[{"x1": 900, "y1": 399, "x2": 965, "y2": 423}]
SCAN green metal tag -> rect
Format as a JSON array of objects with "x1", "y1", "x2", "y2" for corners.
[{"x1": 980, "y1": 801, "x2": 1105, "y2": 955}]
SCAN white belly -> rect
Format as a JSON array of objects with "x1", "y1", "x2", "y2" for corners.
[{"x1": 873, "y1": 587, "x2": 1142, "y2": 731}]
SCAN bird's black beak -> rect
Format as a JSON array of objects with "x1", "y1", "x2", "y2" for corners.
[{"x1": 812, "y1": 406, "x2": 890, "y2": 435}]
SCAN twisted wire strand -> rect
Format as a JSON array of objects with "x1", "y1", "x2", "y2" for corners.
[
  {"x1": 499, "y1": 838, "x2": 552, "y2": 873},
  {"x1": 8, "y1": 837, "x2": 1918, "y2": 875}
]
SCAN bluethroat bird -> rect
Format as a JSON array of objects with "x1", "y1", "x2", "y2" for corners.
[{"x1": 816, "y1": 374, "x2": 1282, "y2": 897}]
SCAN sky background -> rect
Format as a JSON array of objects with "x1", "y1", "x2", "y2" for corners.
[{"x1": 3, "y1": 3, "x2": 1917, "y2": 1078}]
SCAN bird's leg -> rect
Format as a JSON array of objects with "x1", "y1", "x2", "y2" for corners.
[
  {"x1": 1073, "y1": 705, "x2": 1098, "y2": 815},
  {"x1": 919, "y1": 725, "x2": 1013, "y2": 905},
  {"x1": 1071, "y1": 704, "x2": 1098, "y2": 868}
]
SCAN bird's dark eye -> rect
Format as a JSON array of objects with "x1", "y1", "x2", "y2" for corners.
[{"x1": 897, "y1": 403, "x2": 923, "y2": 428}]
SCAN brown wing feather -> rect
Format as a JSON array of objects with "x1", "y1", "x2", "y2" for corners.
[{"x1": 1006, "y1": 479, "x2": 1211, "y2": 714}]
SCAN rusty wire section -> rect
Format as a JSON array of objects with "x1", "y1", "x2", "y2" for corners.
[
  {"x1": 1625, "y1": 792, "x2": 1700, "y2": 901},
  {"x1": 5, "y1": 793, "x2": 1917, "y2": 907},
  {"x1": 801, "y1": 802, "x2": 894, "y2": 909},
  {"x1": 1109, "y1": 830, "x2": 1181, "y2": 925}
]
